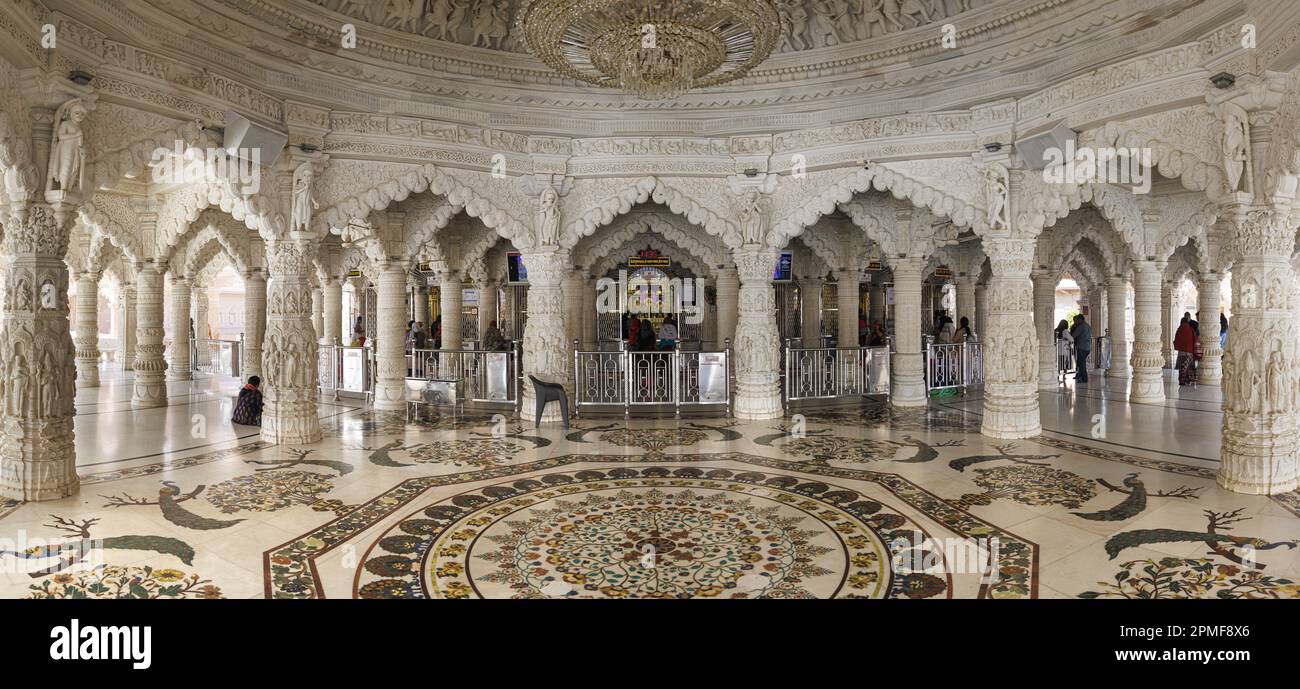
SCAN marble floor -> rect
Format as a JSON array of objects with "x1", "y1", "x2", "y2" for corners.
[{"x1": 1, "y1": 365, "x2": 1297, "y2": 599}]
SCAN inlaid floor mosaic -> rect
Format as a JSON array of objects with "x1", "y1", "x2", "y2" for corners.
[{"x1": 3, "y1": 393, "x2": 1299, "y2": 599}]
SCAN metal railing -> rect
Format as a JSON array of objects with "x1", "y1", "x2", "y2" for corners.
[
  {"x1": 573, "y1": 338, "x2": 730, "y2": 415},
  {"x1": 925, "y1": 341, "x2": 984, "y2": 392},
  {"x1": 785, "y1": 346, "x2": 891, "y2": 402},
  {"x1": 193, "y1": 338, "x2": 241, "y2": 377},
  {"x1": 319, "y1": 342, "x2": 374, "y2": 402},
  {"x1": 405, "y1": 346, "x2": 520, "y2": 406},
  {"x1": 1095, "y1": 334, "x2": 1112, "y2": 370}
]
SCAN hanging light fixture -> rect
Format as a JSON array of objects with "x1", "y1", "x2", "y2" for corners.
[{"x1": 517, "y1": 0, "x2": 780, "y2": 100}]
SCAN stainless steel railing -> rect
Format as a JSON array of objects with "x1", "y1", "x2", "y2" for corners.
[
  {"x1": 573, "y1": 339, "x2": 730, "y2": 416},
  {"x1": 193, "y1": 338, "x2": 241, "y2": 377},
  {"x1": 925, "y1": 341, "x2": 984, "y2": 392},
  {"x1": 785, "y1": 346, "x2": 891, "y2": 402},
  {"x1": 405, "y1": 346, "x2": 520, "y2": 406}
]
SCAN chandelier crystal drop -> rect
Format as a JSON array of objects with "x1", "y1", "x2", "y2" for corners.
[{"x1": 517, "y1": 0, "x2": 780, "y2": 100}]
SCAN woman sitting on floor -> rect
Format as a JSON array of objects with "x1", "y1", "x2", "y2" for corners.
[{"x1": 231, "y1": 376, "x2": 263, "y2": 426}]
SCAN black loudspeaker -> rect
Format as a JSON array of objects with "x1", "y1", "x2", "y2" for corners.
[
  {"x1": 1015, "y1": 121, "x2": 1076, "y2": 171},
  {"x1": 222, "y1": 112, "x2": 287, "y2": 168}
]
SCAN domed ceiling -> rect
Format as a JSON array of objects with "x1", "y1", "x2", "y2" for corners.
[{"x1": 316, "y1": 0, "x2": 981, "y2": 55}]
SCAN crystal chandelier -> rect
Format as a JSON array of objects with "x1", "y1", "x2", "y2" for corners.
[{"x1": 517, "y1": 0, "x2": 780, "y2": 100}]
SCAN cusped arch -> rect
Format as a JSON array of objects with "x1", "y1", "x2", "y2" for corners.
[
  {"x1": 562, "y1": 177, "x2": 739, "y2": 250},
  {"x1": 590, "y1": 234, "x2": 711, "y2": 281},
  {"x1": 573, "y1": 212, "x2": 724, "y2": 273},
  {"x1": 79, "y1": 195, "x2": 143, "y2": 264}
]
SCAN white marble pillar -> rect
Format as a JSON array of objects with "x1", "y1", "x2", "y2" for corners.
[
  {"x1": 1160, "y1": 280, "x2": 1175, "y2": 368},
  {"x1": 835, "y1": 270, "x2": 858, "y2": 347},
  {"x1": 1130, "y1": 261, "x2": 1166, "y2": 404},
  {"x1": 1033, "y1": 270, "x2": 1058, "y2": 389},
  {"x1": 715, "y1": 264, "x2": 739, "y2": 345},
  {"x1": 582, "y1": 275, "x2": 598, "y2": 345},
  {"x1": 519, "y1": 251, "x2": 571, "y2": 422},
  {"x1": 242, "y1": 270, "x2": 267, "y2": 379},
  {"x1": 1218, "y1": 210, "x2": 1298, "y2": 494},
  {"x1": 954, "y1": 276, "x2": 976, "y2": 332},
  {"x1": 262, "y1": 238, "x2": 322, "y2": 444},
  {"x1": 323, "y1": 278, "x2": 342, "y2": 345},
  {"x1": 890, "y1": 257, "x2": 926, "y2": 407},
  {"x1": 439, "y1": 270, "x2": 464, "y2": 377},
  {"x1": 980, "y1": 238, "x2": 1041, "y2": 439},
  {"x1": 974, "y1": 282, "x2": 988, "y2": 338},
  {"x1": 562, "y1": 269, "x2": 583, "y2": 352},
  {"x1": 800, "y1": 277, "x2": 823, "y2": 346},
  {"x1": 868, "y1": 278, "x2": 886, "y2": 326},
  {"x1": 194, "y1": 286, "x2": 211, "y2": 367},
  {"x1": 414, "y1": 282, "x2": 431, "y2": 330},
  {"x1": 132, "y1": 261, "x2": 168, "y2": 407},
  {"x1": 74, "y1": 270, "x2": 101, "y2": 388},
  {"x1": 0, "y1": 204, "x2": 80, "y2": 500},
  {"x1": 732, "y1": 248, "x2": 782, "y2": 420},
  {"x1": 1106, "y1": 277, "x2": 1130, "y2": 377},
  {"x1": 167, "y1": 276, "x2": 192, "y2": 381},
  {"x1": 311, "y1": 287, "x2": 324, "y2": 341},
  {"x1": 121, "y1": 283, "x2": 137, "y2": 371},
  {"x1": 1197, "y1": 272, "x2": 1223, "y2": 386},
  {"x1": 374, "y1": 263, "x2": 409, "y2": 410}
]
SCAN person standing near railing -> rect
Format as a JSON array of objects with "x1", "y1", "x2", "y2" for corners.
[
  {"x1": 1055, "y1": 319, "x2": 1074, "y2": 378},
  {"x1": 658, "y1": 315, "x2": 678, "y2": 351},
  {"x1": 1070, "y1": 314, "x2": 1093, "y2": 383}
]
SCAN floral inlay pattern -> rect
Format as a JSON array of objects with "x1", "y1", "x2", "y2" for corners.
[{"x1": 26, "y1": 566, "x2": 223, "y2": 599}]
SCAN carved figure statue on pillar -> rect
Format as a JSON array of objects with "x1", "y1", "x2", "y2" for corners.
[
  {"x1": 46, "y1": 100, "x2": 89, "y2": 195},
  {"x1": 537, "y1": 185, "x2": 560, "y2": 247},
  {"x1": 291, "y1": 162, "x2": 319, "y2": 233}
]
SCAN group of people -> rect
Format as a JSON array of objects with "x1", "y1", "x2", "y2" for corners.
[
  {"x1": 402, "y1": 317, "x2": 443, "y2": 351},
  {"x1": 933, "y1": 314, "x2": 975, "y2": 344},
  {"x1": 623, "y1": 313, "x2": 679, "y2": 351},
  {"x1": 856, "y1": 312, "x2": 889, "y2": 347},
  {"x1": 1173, "y1": 311, "x2": 1227, "y2": 386},
  {"x1": 1053, "y1": 314, "x2": 1094, "y2": 382}
]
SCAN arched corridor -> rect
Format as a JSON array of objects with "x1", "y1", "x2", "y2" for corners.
[{"x1": 2, "y1": 0, "x2": 1300, "y2": 616}]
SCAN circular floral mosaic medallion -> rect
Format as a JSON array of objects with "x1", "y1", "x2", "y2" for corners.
[
  {"x1": 597, "y1": 428, "x2": 708, "y2": 454},
  {"x1": 406, "y1": 438, "x2": 524, "y2": 468},
  {"x1": 355, "y1": 468, "x2": 948, "y2": 599}
]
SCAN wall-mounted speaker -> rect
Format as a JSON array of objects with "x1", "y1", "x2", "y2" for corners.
[
  {"x1": 222, "y1": 112, "x2": 287, "y2": 168},
  {"x1": 1015, "y1": 121, "x2": 1075, "y2": 171}
]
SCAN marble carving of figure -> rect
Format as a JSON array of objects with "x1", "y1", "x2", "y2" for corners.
[
  {"x1": 982, "y1": 163, "x2": 1009, "y2": 231},
  {"x1": 736, "y1": 190, "x2": 768, "y2": 245},
  {"x1": 537, "y1": 186, "x2": 560, "y2": 246},
  {"x1": 471, "y1": 0, "x2": 508, "y2": 49},
  {"x1": 47, "y1": 100, "x2": 88, "y2": 194},
  {"x1": 898, "y1": 0, "x2": 936, "y2": 27},
  {"x1": 423, "y1": 0, "x2": 453, "y2": 38},
  {"x1": 783, "y1": 0, "x2": 812, "y2": 50},
  {"x1": 291, "y1": 162, "x2": 319, "y2": 233},
  {"x1": 1221, "y1": 107, "x2": 1249, "y2": 193}
]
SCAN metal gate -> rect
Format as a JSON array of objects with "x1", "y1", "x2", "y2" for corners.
[{"x1": 574, "y1": 342, "x2": 730, "y2": 415}]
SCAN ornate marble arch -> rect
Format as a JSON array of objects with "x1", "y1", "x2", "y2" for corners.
[
  {"x1": 1092, "y1": 105, "x2": 1228, "y2": 200},
  {"x1": 148, "y1": 180, "x2": 273, "y2": 260},
  {"x1": 313, "y1": 162, "x2": 530, "y2": 249},
  {"x1": 78, "y1": 193, "x2": 143, "y2": 264},
  {"x1": 1164, "y1": 244, "x2": 1201, "y2": 285},
  {"x1": 839, "y1": 196, "x2": 959, "y2": 258},
  {"x1": 768, "y1": 160, "x2": 983, "y2": 249},
  {"x1": 85, "y1": 230, "x2": 125, "y2": 274},
  {"x1": 1064, "y1": 254, "x2": 1104, "y2": 293},
  {"x1": 166, "y1": 213, "x2": 255, "y2": 278},
  {"x1": 401, "y1": 196, "x2": 464, "y2": 260},
  {"x1": 572, "y1": 212, "x2": 725, "y2": 273},
  {"x1": 87, "y1": 113, "x2": 208, "y2": 191},
  {"x1": 1037, "y1": 211, "x2": 1129, "y2": 279},
  {"x1": 1152, "y1": 196, "x2": 1218, "y2": 267},
  {"x1": 589, "y1": 235, "x2": 711, "y2": 281},
  {"x1": 561, "y1": 177, "x2": 738, "y2": 250},
  {"x1": 178, "y1": 229, "x2": 251, "y2": 280},
  {"x1": 792, "y1": 219, "x2": 860, "y2": 273}
]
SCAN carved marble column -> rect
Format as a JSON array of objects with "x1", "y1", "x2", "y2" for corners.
[
  {"x1": 194, "y1": 286, "x2": 211, "y2": 367},
  {"x1": 0, "y1": 205, "x2": 80, "y2": 500},
  {"x1": 519, "y1": 251, "x2": 570, "y2": 422},
  {"x1": 242, "y1": 270, "x2": 267, "y2": 379},
  {"x1": 974, "y1": 282, "x2": 988, "y2": 338},
  {"x1": 73, "y1": 270, "x2": 101, "y2": 388},
  {"x1": 715, "y1": 264, "x2": 738, "y2": 345},
  {"x1": 132, "y1": 261, "x2": 168, "y2": 408},
  {"x1": 562, "y1": 269, "x2": 584, "y2": 351},
  {"x1": 980, "y1": 238, "x2": 1041, "y2": 439},
  {"x1": 835, "y1": 270, "x2": 857, "y2": 347},
  {"x1": 732, "y1": 248, "x2": 782, "y2": 420},
  {"x1": 1218, "y1": 210, "x2": 1298, "y2": 495},
  {"x1": 311, "y1": 287, "x2": 324, "y2": 341},
  {"x1": 582, "y1": 275, "x2": 598, "y2": 345},
  {"x1": 262, "y1": 238, "x2": 322, "y2": 444},
  {"x1": 1130, "y1": 261, "x2": 1166, "y2": 405},
  {"x1": 439, "y1": 270, "x2": 463, "y2": 376},
  {"x1": 1197, "y1": 272, "x2": 1223, "y2": 386},
  {"x1": 322, "y1": 278, "x2": 342, "y2": 345},
  {"x1": 1106, "y1": 277, "x2": 1130, "y2": 377},
  {"x1": 1160, "y1": 280, "x2": 1175, "y2": 368},
  {"x1": 413, "y1": 282, "x2": 431, "y2": 329},
  {"x1": 167, "y1": 276, "x2": 192, "y2": 381},
  {"x1": 800, "y1": 277, "x2": 823, "y2": 346},
  {"x1": 890, "y1": 257, "x2": 926, "y2": 407},
  {"x1": 1033, "y1": 269, "x2": 1058, "y2": 389},
  {"x1": 954, "y1": 276, "x2": 977, "y2": 330},
  {"x1": 868, "y1": 278, "x2": 886, "y2": 327},
  {"x1": 374, "y1": 263, "x2": 409, "y2": 411},
  {"x1": 121, "y1": 283, "x2": 137, "y2": 370}
]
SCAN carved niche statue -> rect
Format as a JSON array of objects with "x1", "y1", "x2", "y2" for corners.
[
  {"x1": 536, "y1": 185, "x2": 560, "y2": 246},
  {"x1": 1219, "y1": 104, "x2": 1250, "y2": 194},
  {"x1": 46, "y1": 99, "x2": 89, "y2": 195},
  {"x1": 981, "y1": 162, "x2": 1009, "y2": 232},
  {"x1": 291, "y1": 162, "x2": 319, "y2": 233},
  {"x1": 735, "y1": 190, "x2": 771, "y2": 246}
]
